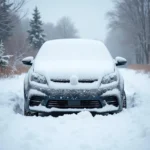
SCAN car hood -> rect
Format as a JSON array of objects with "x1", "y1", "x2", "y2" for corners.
[{"x1": 33, "y1": 60, "x2": 115, "y2": 80}]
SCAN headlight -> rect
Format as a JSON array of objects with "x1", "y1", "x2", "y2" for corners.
[
  {"x1": 101, "y1": 73, "x2": 117, "y2": 84},
  {"x1": 31, "y1": 73, "x2": 47, "y2": 84}
]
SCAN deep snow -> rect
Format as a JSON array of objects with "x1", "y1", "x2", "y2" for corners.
[{"x1": 0, "y1": 69, "x2": 150, "y2": 150}]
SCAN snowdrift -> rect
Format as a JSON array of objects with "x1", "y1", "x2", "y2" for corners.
[{"x1": 0, "y1": 69, "x2": 150, "y2": 150}]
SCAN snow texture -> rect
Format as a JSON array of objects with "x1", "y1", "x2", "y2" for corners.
[
  {"x1": 22, "y1": 56, "x2": 34, "y2": 63},
  {"x1": 33, "y1": 39, "x2": 115, "y2": 86},
  {"x1": 115, "y1": 56, "x2": 127, "y2": 63},
  {"x1": 28, "y1": 89, "x2": 46, "y2": 99},
  {"x1": 30, "y1": 104, "x2": 118, "y2": 113},
  {"x1": 0, "y1": 40, "x2": 4, "y2": 56},
  {"x1": 0, "y1": 69, "x2": 150, "y2": 150},
  {"x1": 0, "y1": 40, "x2": 10, "y2": 67},
  {"x1": 36, "y1": 39, "x2": 112, "y2": 61}
]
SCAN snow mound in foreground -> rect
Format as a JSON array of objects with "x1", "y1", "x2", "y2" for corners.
[{"x1": 0, "y1": 69, "x2": 150, "y2": 150}]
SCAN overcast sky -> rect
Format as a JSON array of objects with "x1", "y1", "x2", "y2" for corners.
[{"x1": 24, "y1": 0, "x2": 114, "y2": 41}]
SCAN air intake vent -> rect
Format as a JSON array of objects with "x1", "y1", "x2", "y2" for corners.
[
  {"x1": 104, "y1": 96, "x2": 119, "y2": 107},
  {"x1": 78, "y1": 79, "x2": 98, "y2": 83},
  {"x1": 51, "y1": 79, "x2": 70, "y2": 83},
  {"x1": 29, "y1": 96, "x2": 43, "y2": 106},
  {"x1": 51, "y1": 79, "x2": 98, "y2": 83}
]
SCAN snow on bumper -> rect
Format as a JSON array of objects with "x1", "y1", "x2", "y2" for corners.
[
  {"x1": 29, "y1": 104, "x2": 119, "y2": 113},
  {"x1": 27, "y1": 88, "x2": 121, "y2": 113}
]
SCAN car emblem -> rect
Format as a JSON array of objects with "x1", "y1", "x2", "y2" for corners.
[{"x1": 70, "y1": 75, "x2": 78, "y2": 85}]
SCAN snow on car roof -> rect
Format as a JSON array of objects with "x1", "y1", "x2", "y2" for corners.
[{"x1": 35, "y1": 39, "x2": 112, "y2": 61}]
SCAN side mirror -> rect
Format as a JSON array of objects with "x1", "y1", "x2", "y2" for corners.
[
  {"x1": 115, "y1": 56, "x2": 127, "y2": 66},
  {"x1": 22, "y1": 56, "x2": 34, "y2": 66}
]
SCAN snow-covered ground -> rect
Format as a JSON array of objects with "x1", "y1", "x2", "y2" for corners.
[{"x1": 0, "y1": 69, "x2": 150, "y2": 150}]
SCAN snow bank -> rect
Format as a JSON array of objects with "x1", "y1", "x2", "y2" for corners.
[
  {"x1": 0, "y1": 69, "x2": 150, "y2": 150},
  {"x1": 0, "y1": 74, "x2": 25, "y2": 114}
]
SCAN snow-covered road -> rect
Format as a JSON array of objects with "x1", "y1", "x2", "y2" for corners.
[{"x1": 0, "y1": 69, "x2": 150, "y2": 150}]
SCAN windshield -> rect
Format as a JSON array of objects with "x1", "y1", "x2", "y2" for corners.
[{"x1": 35, "y1": 39, "x2": 112, "y2": 61}]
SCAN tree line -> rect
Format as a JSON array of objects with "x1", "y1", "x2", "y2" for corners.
[
  {"x1": 0, "y1": 0, "x2": 79, "y2": 71},
  {"x1": 28, "y1": 7, "x2": 78, "y2": 50},
  {"x1": 106, "y1": 0, "x2": 150, "y2": 64}
]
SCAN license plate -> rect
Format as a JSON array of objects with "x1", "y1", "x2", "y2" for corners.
[{"x1": 68, "y1": 100, "x2": 80, "y2": 106}]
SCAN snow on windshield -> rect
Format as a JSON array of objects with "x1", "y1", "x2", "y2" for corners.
[{"x1": 35, "y1": 39, "x2": 112, "y2": 61}]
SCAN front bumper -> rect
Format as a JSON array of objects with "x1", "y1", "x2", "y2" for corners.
[
  {"x1": 29, "y1": 104, "x2": 119, "y2": 115},
  {"x1": 25, "y1": 82, "x2": 122, "y2": 114}
]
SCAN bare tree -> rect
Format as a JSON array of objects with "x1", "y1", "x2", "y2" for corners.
[
  {"x1": 4, "y1": 15, "x2": 30, "y2": 68},
  {"x1": 0, "y1": 0, "x2": 26, "y2": 41},
  {"x1": 55, "y1": 17, "x2": 79, "y2": 39},
  {"x1": 107, "y1": 0, "x2": 150, "y2": 64},
  {"x1": 43, "y1": 17, "x2": 79, "y2": 40},
  {"x1": 105, "y1": 28, "x2": 135, "y2": 64},
  {"x1": 43, "y1": 22, "x2": 55, "y2": 40}
]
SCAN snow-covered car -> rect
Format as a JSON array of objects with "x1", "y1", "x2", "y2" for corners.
[{"x1": 22, "y1": 39, "x2": 127, "y2": 116}]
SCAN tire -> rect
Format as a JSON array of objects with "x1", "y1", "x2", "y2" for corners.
[
  {"x1": 24, "y1": 107, "x2": 38, "y2": 116},
  {"x1": 24, "y1": 109, "x2": 31, "y2": 116},
  {"x1": 24, "y1": 103, "x2": 39, "y2": 117},
  {"x1": 122, "y1": 91, "x2": 127, "y2": 108},
  {"x1": 24, "y1": 93, "x2": 38, "y2": 117},
  {"x1": 24, "y1": 104, "x2": 32, "y2": 116},
  {"x1": 24, "y1": 91, "x2": 33, "y2": 116},
  {"x1": 24, "y1": 88, "x2": 30, "y2": 116}
]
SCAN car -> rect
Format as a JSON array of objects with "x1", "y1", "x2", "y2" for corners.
[{"x1": 22, "y1": 39, "x2": 127, "y2": 116}]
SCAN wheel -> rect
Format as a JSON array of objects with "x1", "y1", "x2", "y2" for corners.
[
  {"x1": 24, "y1": 107, "x2": 38, "y2": 116},
  {"x1": 24, "y1": 89, "x2": 31, "y2": 116},
  {"x1": 122, "y1": 91, "x2": 127, "y2": 108},
  {"x1": 24, "y1": 109, "x2": 32, "y2": 116},
  {"x1": 24, "y1": 97, "x2": 39, "y2": 117},
  {"x1": 24, "y1": 103, "x2": 32, "y2": 116}
]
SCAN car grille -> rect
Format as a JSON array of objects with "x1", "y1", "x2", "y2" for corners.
[
  {"x1": 46, "y1": 100, "x2": 101, "y2": 109},
  {"x1": 29, "y1": 95, "x2": 119, "y2": 108},
  {"x1": 103, "y1": 96, "x2": 119, "y2": 107},
  {"x1": 51, "y1": 79, "x2": 70, "y2": 83},
  {"x1": 50, "y1": 79, "x2": 98, "y2": 83},
  {"x1": 78, "y1": 79, "x2": 98, "y2": 83}
]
